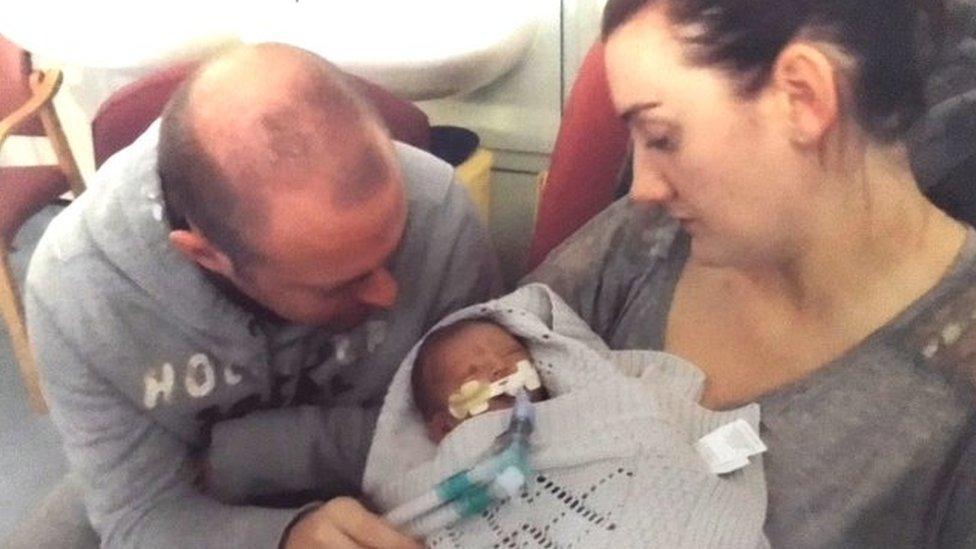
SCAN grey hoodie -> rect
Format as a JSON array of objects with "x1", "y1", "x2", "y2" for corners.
[{"x1": 24, "y1": 122, "x2": 502, "y2": 548}]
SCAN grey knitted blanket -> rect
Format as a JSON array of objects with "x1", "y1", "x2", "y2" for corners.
[{"x1": 364, "y1": 284, "x2": 769, "y2": 548}]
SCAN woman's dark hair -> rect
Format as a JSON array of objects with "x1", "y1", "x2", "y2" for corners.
[{"x1": 602, "y1": 0, "x2": 947, "y2": 141}]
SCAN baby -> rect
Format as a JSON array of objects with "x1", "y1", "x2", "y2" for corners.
[
  {"x1": 410, "y1": 320, "x2": 547, "y2": 443},
  {"x1": 367, "y1": 283, "x2": 769, "y2": 548}
]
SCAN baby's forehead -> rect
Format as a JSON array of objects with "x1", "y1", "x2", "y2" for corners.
[
  {"x1": 426, "y1": 320, "x2": 521, "y2": 349},
  {"x1": 417, "y1": 321, "x2": 531, "y2": 377}
]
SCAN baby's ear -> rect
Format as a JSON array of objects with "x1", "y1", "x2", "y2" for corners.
[{"x1": 427, "y1": 411, "x2": 459, "y2": 443}]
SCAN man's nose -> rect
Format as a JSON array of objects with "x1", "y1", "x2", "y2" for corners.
[
  {"x1": 629, "y1": 157, "x2": 674, "y2": 205},
  {"x1": 356, "y1": 268, "x2": 398, "y2": 309}
]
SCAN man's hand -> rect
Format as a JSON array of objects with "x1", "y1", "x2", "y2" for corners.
[{"x1": 284, "y1": 497, "x2": 422, "y2": 549}]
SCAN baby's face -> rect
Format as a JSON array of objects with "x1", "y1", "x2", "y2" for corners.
[{"x1": 416, "y1": 321, "x2": 538, "y2": 442}]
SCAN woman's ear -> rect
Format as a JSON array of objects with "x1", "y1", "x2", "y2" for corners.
[{"x1": 772, "y1": 42, "x2": 840, "y2": 146}]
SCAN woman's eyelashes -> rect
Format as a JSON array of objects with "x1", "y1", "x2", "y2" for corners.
[
  {"x1": 633, "y1": 119, "x2": 680, "y2": 153},
  {"x1": 644, "y1": 134, "x2": 676, "y2": 152}
]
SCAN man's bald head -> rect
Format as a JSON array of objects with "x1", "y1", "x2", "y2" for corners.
[{"x1": 158, "y1": 43, "x2": 394, "y2": 266}]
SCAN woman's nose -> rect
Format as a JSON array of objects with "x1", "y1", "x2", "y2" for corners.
[
  {"x1": 629, "y1": 156, "x2": 675, "y2": 205},
  {"x1": 356, "y1": 268, "x2": 398, "y2": 309}
]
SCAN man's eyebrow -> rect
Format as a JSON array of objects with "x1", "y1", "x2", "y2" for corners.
[{"x1": 620, "y1": 101, "x2": 662, "y2": 124}]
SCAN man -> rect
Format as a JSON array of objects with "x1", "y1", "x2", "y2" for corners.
[{"x1": 24, "y1": 43, "x2": 501, "y2": 548}]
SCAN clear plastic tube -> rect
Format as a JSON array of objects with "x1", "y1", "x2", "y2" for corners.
[{"x1": 385, "y1": 389, "x2": 535, "y2": 534}]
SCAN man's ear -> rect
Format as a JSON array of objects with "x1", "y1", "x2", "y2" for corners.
[
  {"x1": 426, "y1": 411, "x2": 460, "y2": 444},
  {"x1": 772, "y1": 42, "x2": 840, "y2": 146},
  {"x1": 169, "y1": 229, "x2": 235, "y2": 277}
]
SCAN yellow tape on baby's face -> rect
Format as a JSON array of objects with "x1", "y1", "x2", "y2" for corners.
[
  {"x1": 448, "y1": 380, "x2": 493, "y2": 419},
  {"x1": 446, "y1": 360, "x2": 541, "y2": 420}
]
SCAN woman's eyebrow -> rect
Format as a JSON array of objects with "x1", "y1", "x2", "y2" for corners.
[{"x1": 620, "y1": 101, "x2": 662, "y2": 123}]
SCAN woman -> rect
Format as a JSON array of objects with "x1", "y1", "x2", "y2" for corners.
[{"x1": 526, "y1": 0, "x2": 976, "y2": 546}]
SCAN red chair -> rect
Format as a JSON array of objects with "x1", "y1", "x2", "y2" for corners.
[
  {"x1": 346, "y1": 76, "x2": 431, "y2": 152},
  {"x1": 91, "y1": 61, "x2": 199, "y2": 169},
  {"x1": 0, "y1": 35, "x2": 85, "y2": 413},
  {"x1": 528, "y1": 41, "x2": 630, "y2": 269}
]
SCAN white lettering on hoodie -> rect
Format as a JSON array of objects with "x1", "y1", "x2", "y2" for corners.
[
  {"x1": 143, "y1": 356, "x2": 248, "y2": 409},
  {"x1": 144, "y1": 363, "x2": 175, "y2": 409},
  {"x1": 185, "y1": 353, "x2": 216, "y2": 398}
]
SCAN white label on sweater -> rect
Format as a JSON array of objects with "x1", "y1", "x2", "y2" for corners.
[{"x1": 695, "y1": 419, "x2": 767, "y2": 475}]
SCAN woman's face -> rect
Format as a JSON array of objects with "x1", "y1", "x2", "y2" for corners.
[{"x1": 605, "y1": 5, "x2": 807, "y2": 266}]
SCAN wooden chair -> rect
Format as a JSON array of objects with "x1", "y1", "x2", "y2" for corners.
[{"x1": 0, "y1": 36, "x2": 85, "y2": 412}]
